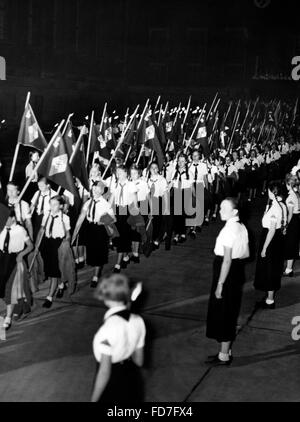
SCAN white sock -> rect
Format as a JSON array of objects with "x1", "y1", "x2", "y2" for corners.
[
  {"x1": 58, "y1": 283, "x2": 64, "y2": 289},
  {"x1": 115, "y1": 264, "x2": 121, "y2": 269},
  {"x1": 92, "y1": 276, "x2": 98, "y2": 282},
  {"x1": 123, "y1": 256, "x2": 130, "y2": 262},
  {"x1": 46, "y1": 296, "x2": 53, "y2": 302},
  {"x1": 154, "y1": 241, "x2": 159, "y2": 246},
  {"x1": 266, "y1": 299, "x2": 274, "y2": 305},
  {"x1": 79, "y1": 257, "x2": 85, "y2": 263},
  {"x1": 218, "y1": 352, "x2": 230, "y2": 362},
  {"x1": 285, "y1": 268, "x2": 293, "y2": 274},
  {"x1": 133, "y1": 253, "x2": 139, "y2": 257}
]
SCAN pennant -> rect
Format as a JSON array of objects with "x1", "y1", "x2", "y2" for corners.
[{"x1": 18, "y1": 104, "x2": 47, "y2": 152}]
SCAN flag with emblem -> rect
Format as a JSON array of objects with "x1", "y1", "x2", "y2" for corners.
[
  {"x1": 38, "y1": 130, "x2": 78, "y2": 199},
  {"x1": 70, "y1": 134, "x2": 89, "y2": 191},
  {"x1": 17, "y1": 104, "x2": 47, "y2": 152},
  {"x1": 63, "y1": 121, "x2": 77, "y2": 157}
]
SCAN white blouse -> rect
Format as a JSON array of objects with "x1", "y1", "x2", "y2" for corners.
[
  {"x1": 42, "y1": 212, "x2": 71, "y2": 239},
  {"x1": 148, "y1": 175, "x2": 168, "y2": 198},
  {"x1": 132, "y1": 179, "x2": 150, "y2": 202},
  {"x1": 8, "y1": 200, "x2": 31, "y2": 223},
  {"x1": 0, "y1": 224, "x2": 29, "y2": 254},
  {"x1": 188, "y1": 162, "x2": 208, "y2": 183},
  {"x1": 214, "y1": 216, "x2": 249, "y2": 259},
  {"x1": 286, "y1": 189, "x2": 300, "y2": 215},
  {"x1": 83, "y1": 196, "x2": 115, "y2": 224},
  {"x1": 171, "y1": 170, "x2": 193, "y2": 189},
  {"x1": 110, "y1": 180, "x2": 137, "y2": 207},
  {"x1": 31, "y1": 189, "x2": 56, "y2": 216},
  {"x1": 93, "y1": 306, "x2": 146, "y2": 364},
  {"x1": 262, "y1": 201, "x2": 287, "y2": 230}
]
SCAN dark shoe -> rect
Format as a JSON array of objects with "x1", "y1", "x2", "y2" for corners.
[
  {"x1": 173, "y1": 237, "x2": 179, "y2": 245},
  {"x1": 261, "y1": 301, "x2": 275, "y2": 310},
  {"x1": 113, "y1": 266, "x2": 121, "y2": 274},
  {"x1": 204, "y1": 218, "x2": 209, "y2": 226},
  {"x1": 90, "y1": 280, "x2": 98, "y2": 288},
  {"x1": 205, "y1": 355, "x2": 232, "y2": 366},
  {"x1": 56, "y1": 285, "x2": 66, "y2": 299},
  {"x1": 76, "y1": 262, "x2": 85, "y2": 270},
  {"x1": 178, "y1": 235, "x2": 186, "y2": 243},
  {"x1": 42, "y1": 299, "x2": 53, "y2": 309},
  {"x1": 189, "y1": 230, "x2": 196, "y2": 239},
  {"x1": 211, "y1": 214, "x2": 217, "y2": 222},
  {"x1": 130, "y1": 255, "x2": 140, "y2": 264},
  {"x1": 152, "y1": 242, "x2": 160, "y2": 250},
  {"x1": 196, "y1": 226, "x2": 202, "y2": 233},
  {"x1": 165, "y1": 238, "x2": 171, "y2": 251},
  {"x1": 283, "y1": 271, "x2": 294, "y2": 278},
  {"x1": 121, "y1": 259, "x2": 129, "y2": 269}
]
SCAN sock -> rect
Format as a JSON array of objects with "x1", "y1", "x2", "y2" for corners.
[
  {"x1": 133, "y1": 253, "x2": 139, "y2": 257},
  {"x1": 154, "y1": 241, "x2": 159, "y2": 246},
  {"x1": 79, "y1": 257, "x2": 85, "y2": 263},
  {"x1": 266, "y1": 299, "x2": 274, "y2": 305},
  {"x1": 123, "y1": 256, "x2": 130, "y2": 262},
  {"x1": 92, "y1": 276, "x2": 98, "y2": 282},
  {"x1": 58, "y1": 283, "x2": 64, "y2": 289},
  {"x1": 218, "y1": 352, "x2": 230, "y2": 362},
  {"x1": 285, "y1": 268, "x2": 293, "y2": 274},
  {"x1": 115, "y1": 264, "x2": 121, "y2": 269},
  {"x1": 46, "y1": 296, "x2": 53, "y2": 302}
]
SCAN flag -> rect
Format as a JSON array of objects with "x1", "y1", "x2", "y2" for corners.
[
  {"x1": 195, "y1": 118, "x2": 210, "y2": 157},
  {"x1": 89, "y1": 123, "x2": 100, "y2": 155},
  {"x1": 70, "y1": 135, "x2": 89, "y2": 191},
  {"x1": 38, "y1": 131, "x2": 79, "y2": 201},
  {"x1": 18, "y1": 104, "x2": 47, "y2": 152},
  {"x1": 143, "y1": 116, "x2": 164, "y2": 170},
  {"x1": 63, "y1": 121, "x2": 76, "y2": 157}
]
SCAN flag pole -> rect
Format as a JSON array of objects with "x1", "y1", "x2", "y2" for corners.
[
  {"x1": 69, "y1": 126, "x2": 87, "y2": 165},
  {"x1": 224, "y1": 101, "x2": 232, "y2": 124},
  {"x1": 9, "y1": 92, "x2": 31, "y2": 182},
  {"x1": 153, "y1": 95, "x2": 161, "y2": 114},
  {"x1": 184, "y1": 103, "x2": 207, "y2": 154},
  {"x1": 102, "y1": 106, "x2": 139, "y2": 179},
  {"x1": 86, "y1": 110, "x2": 95, "y2": 167},
  {"x1": 62, "y1": 113, "x2": 74, "y2": 136},
  {"x1": 17, "y1": 119, "x2": 65, "y2": 202},
  {"x1": 207, "y1": 92, "x2": 218, "y2": 122},
  {"x1": 227, "y1": 111, "x2": 240, "y2": 153}
]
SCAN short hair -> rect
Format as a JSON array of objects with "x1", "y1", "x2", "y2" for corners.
[
  {"x1": 95, "y1": 274, "x2": 133, "y2": 304},
  {"x1": 7, "y1": 180, "x2": 19, "y2": 190},
  {"x1": 50, "y1": 195, "x2": 65, "y2": 206},
  {"x1": 268, "y1": 180, "x2": 285, "y2": 197},
  {"x1": 224, "y1": 197, "x2": 239, "y2": 212},
  {"x1": 130, "y1": 164, "x2": 142, "y2": 175},
  {"x1": 38, "y1": 176, "x2": 48, "y2": 184},
  {"x1": 285, "y1": 173, "x2": 298, "y2": 188}
]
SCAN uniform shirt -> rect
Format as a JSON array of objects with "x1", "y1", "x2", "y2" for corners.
[
  {"x1": 248, "y1": 158, "x2": 260, "y2": 169},
  {"x1": 42, "y1": 212, "x2": 71, "y2": 239},
  {"x1": 211, "y1": 165, "x2": 225, "y2": 179},
  {"x1": 286, "y1": 189, "x2": 300, "y2": 215},
  {"x1": 0, "y1": 224, "x2": 29, "y2": 254},
  {"x1": 214, "y1": 216, "x2": 249, "y2": 259},
  {"x1": 93, "y1": 305, "x2": 146, "y2": 364},
  {"x1": 278, "y1": 142, "x2": 290, "y2": 155},
  {"x1": 270, "y1": 150, "x2": 281, "y2": 161},
  {"x1": 262, "y1": 201, "x2": 287, "y2": 230},
  {"x1": 164, "y1": 161, "x2": 176, "y2": 183},
  {"x1": 8, "y1": 200, "x2": 31, "y2": 224},
  {"x1": 83, "y1": 196, "x2": 115, "y2": 224},
  {"x1": 257, "y1": 154, "x2": 265, "y2": 166},
  {"x1": 25, "y1": 161, "x2": 38, "y2": 183},
  {"x1": 110, "y1": 180, "x2": 137, "y2": 207},
  {"x1": 132, "y1": 179, "x2": 149, "y2": 202},
  {"x1": 224, "y1": 164, "x2": 238, "y2": 177},
  {"x1": 148, "y1": 175, "x2": 168, "y2": 198},
  {"x1": 171, "y1": 170, "x2": 193, "y2": 189},
  {"x1": 188, "y1": 162, "x2": 208, "y2": 184},
  {"x1": 31, "y1": 189, "x2": 56, "y2": 216}
]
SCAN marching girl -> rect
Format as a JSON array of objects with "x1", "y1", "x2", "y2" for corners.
[
  {"x1": 170, "y1": 154, "x2": 193, "y2": 244},
  {"x1": 246, "y1": 149, "x2": 260, "y2": 202},
  {"x1": 91, "y1": 274, "x2": 146, "y2": 403},
  {"x1": 147, "y1": 162, "x2": 170, "y2": 251},
  {"x1": 283, "y1": 174, "x2": 300, "y2": 277},
  {"x1": 129, "y1": 165, "x2": 149, "y2": 263},
  {"x1": 30, "y1": 177, "x2": 56, "y2": 240},
  {"x1": 254, "y1": 182, "x2": 288, "y2": 309},
  {"x1": 223, "y1": 155, "x2": 238, "y2": 197},
  {"x1": 188, "y1": 150, "x2": 208, "y2": 238},
  {"x1": 89, "y1": 160, "x2": 103, "y2": 190},
  {"x1": 73, "y1": 181, "x2": 115, "y2": 288},
  {"x1": 24, "y1": 151, "x2": 40, "y2": 202},
  {"x1": 210, "y1": 156, "x2": 226, "y2": 221},
  {"x1": 0, "y1": 209, "x2": 33, "y2": 330},
  {"x1": 6, "y1": 181, "x2": 33, "y2": 240},
  {"x1": 109, "y1": 165, "x2": 138, "y2": 273},
  {"x1": 38, "y1": 195, "x2": 72, "y2": 308},
  {"x1": 206, "y1": 198, "x2": 249, "y2": 365}
]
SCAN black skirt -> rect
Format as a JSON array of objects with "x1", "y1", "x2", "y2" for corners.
[
  {"x1": 0, "y1": 252, "x2": 17, "y2": 302},
  {"x1": 96, "y1": 360, "x2": 144, "y2": 403},
  {"x1": 113, "y1": 207, "x2": 132, "y2": 253},
  {"x1": 284, "y1": 214, "x2": 300, "y2": 260},
  {"x1": 254, "y1": 228, "x2": 284, "y2": 292},
  {"x1": 40, "y1": 237, "x2": 63, "y2": 278},
  {"x1": 206, "y1": 256, "x2": 245, "y2": 343},
  {"x1": 85, "y1": 222, "x2": 109, "y2": 267}
]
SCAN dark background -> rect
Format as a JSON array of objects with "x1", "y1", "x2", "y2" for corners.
[{"x1": 0, "y1": 0, "x2": 299, "y2": 126}]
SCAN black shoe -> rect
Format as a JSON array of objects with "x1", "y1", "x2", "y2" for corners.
[
  {"x1": 205, "y1": 355, "x2": 232, "y2": 366},
  {"x1": 204, "y1": 219, "x2": 209, "y2": 226},
  {"x1": 75, "y1": 262, "x2": 85, "y2": 270},
  {"x1": 178, "y1": 235, "x2": 186, "y2": 243},
  {"x1": 121, "y1": 259, "x2": 130, "y2": 269},
  {"x1": 283, "y1": 271, "x2": 294, "y2": 278},
  {"x1": 261, "y1": 301, "x2": 275, "y2": 310},
  {"x1": 56, "y1": 285, "x2": 66, "y2": 299},
  {"x1": 173, "y1": 237, "x2": 179, "y2": 245},
  {"x1": 130, "y1": 255, "x2": 140, "y2": 264},
  {"x1": 42, "y1": 299, "x2": 53, "y2": 309},
  {"x1": 90, "y1": 280, "x2": 98, "y2": 288},
  {"x1": 196, "y1": 227, "x2": 202, "y2": 233},
  {"x1": 211, "y1": 215, "x2": 217, "y2": 222},
  {"x1": 165, "y1": 238, "x2": 171, "y2": 251},
  {"x1": 189, "y1": 230, "x2": 196, "y2": 240},
  {"x1": 152, "y1": 242, "x2": 160, "y2": 250},
  {"x1": 113, "y1": 266, "x2": 121, "y2": 274}
]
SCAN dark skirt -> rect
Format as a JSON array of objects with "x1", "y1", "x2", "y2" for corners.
[
  {"x1": 96, "y1": 360, "x2": 144, "y2": 403},
  {"x1": 23, "y1": 181, "x2": 38, "y2": 204},
  {"x1": 86, "y1": 222, "x2": 109, "y2": 267},
  {"x1": 113, "y1": 207, "x2": 132, "y2": 253},
  {"x1": 254, "y1": 228, "x2": 284, "y2": 292},
  {"x1": 206, "y1": 256, "x2": 245, "y2": 343},
  {"x1": 0, "y1": 252, "x2": 17, "y2": 303},
  {"x1": 40, "y1": 237, "x2": 63, "y2": 278},
  {"x1": 32, "y1": 212, "x2": 44, "y2": 242},
  {"x1": 284, "y1": 214, "x2": 300, "y2": 260}
]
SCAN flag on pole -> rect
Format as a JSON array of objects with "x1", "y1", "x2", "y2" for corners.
[
  {"x1": 143, "y1": 116, "x2": 164, "y2": 170},
  {"x1": 63, "y1": 121, "x2": 76, "y2": 157},
  {"x1": 195, "y1": 118, "x2": 210, "y2": 157},
  {"x1": 70, "y1": 135, "x2": 89, "y2": 191},
  {"x1": 38, "y1": 130, "x2": 79, "y2": 201},
  {"x1": 18, "y1": 104, "x2": 47, "y2": 152}
]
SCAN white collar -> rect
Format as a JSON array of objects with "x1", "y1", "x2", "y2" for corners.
[
  {"x1": 225, "y1": 216, "x2": 239, "y2": 225},
  {"x1": 104, "y1": 305, "x2": 128, "y2": 321}
]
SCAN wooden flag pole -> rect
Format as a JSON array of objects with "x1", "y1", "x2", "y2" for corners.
[
  {"x1": 86, "y1": 110, "x2": 95, "y2": 167},
  {"x1": 184, "y1": 103, "x2": 207, "y2": 154},
  {"x1": 182, "y1": 96, "x2": 191, "y2": 129},
  {"x1": 207, "y1": 93, "x2": 218, "y2": 121},
  {"x1": 153, "y1": 95, "x2": 161, "y2": 114},
  {"x1": 17, "y1": 120, "x2": 65, "y2": 202},
  {"x1": 62, "y1": 113, "x2": 74, "y2": 136},
  {"x1": 137, "y1": 99, "x2": 150, "y2": 130},
  {"x1": 224, "y1": 101, "x2": 232, "y2": 124},
  {"x1": 213, "y1": 98, "x2": 220, "y2": 115},
  {"x1": 239, "y1": 102, "x2": 251, "y2": 135},
  {"x1": 208, "y1": 112, "x2": 219, "y2": 148},
  {"x1": 102, "y1": 106, "x2": 139, "y2": 179},
  {"x1": 157, "y1": 103, "x2": 163, "y2": 126},
  {"x1": 227, "y1": 111, "x2": 240, "y2": 154},
  {"x1": 9, "y1": 92, "x2": 31, "y2": 182},
  {"x1": 257, "y1": 118, "x2": 266, "y2": 145},
  {"x1": 69, "y1": 126, "x2": 87, "y2": 165}
]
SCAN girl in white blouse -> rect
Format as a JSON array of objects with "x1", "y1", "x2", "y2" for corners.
[
  {"x1": 6, "y1": 181, "x2": 33, "y2": 240},
  {"x1": 91, "y1": 274, "x2": 145, "y2": 403},
  {"x1": 206, "y1": 198, "x2": 249, "y2": 366},
  {"x1": 37, "y1": 196, "x2": 72, "y2": 309}
]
